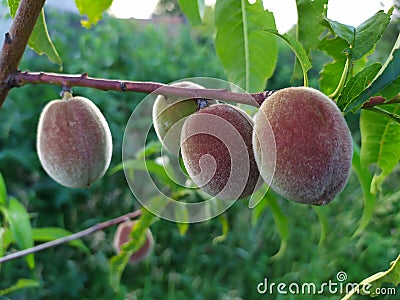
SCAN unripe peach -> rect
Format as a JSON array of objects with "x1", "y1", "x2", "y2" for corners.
[
  {"x1": 181, "y1": 104, "x2": 262, "y2": 200},
  {"x1": 113, "y1": 221, "x2": 154, "y2": 264},
  {"x1": 152, "y1": 81, "x2": 215, "y2": 154},
  {"x1": 253, "y1": 87, "x2": 353, "y2": 205},
  {"x1": 37, "y1": 92, "x2": 112, "y2": 188}
]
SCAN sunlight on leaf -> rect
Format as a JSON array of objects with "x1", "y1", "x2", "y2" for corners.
[{"x1": 75, "y1": 0, "x2": 113, "y2": 28}]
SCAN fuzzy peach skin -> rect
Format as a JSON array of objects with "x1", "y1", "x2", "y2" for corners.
[
  {"x1": 181, "y1": 104, "x2": 262, "y2": 200},
  {"x1": 37, "y1": 95, "x2": 112, "y2": 188},
  {"x1": 113, "y1": 221, "x2": 154, "y2": 264},
  {"x1": 152, "y1": 81, "x2": 216, "y2": 155},
  {"x1": 253, "y1": 87, "x2": 353, "y2": 205}
]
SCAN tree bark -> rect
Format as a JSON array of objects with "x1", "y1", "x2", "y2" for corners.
[{"x1": 0, "y1": 0, "x2": 46, "y2": 107}]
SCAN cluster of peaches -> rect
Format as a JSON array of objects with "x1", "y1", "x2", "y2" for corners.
[{"x1": 35, "y1": 81, "x2": 353, "y2": 263}]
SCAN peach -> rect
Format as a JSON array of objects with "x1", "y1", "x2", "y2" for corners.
[
  {"x1": 181, "y1": 104, "x2": 262, "y2": 200},
  {"x1": 152, "y1": 81, "x2": 215, "y2": 154},
  {"x1": 37, "y1": 92, "x2": 112, "y2": 188},
  {"x1": 113, "y1": 221, "x2": 154, "y2": 264},
  {"x1": 253, "y1": 87, "x2": 353, "y2": 205}
]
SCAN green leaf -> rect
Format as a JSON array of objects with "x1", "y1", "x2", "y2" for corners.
[
  {"x1": 250, "y1": 185, "x2": 269, "y2": 225},
  {"x1": 318, "y1": 37, "x2": 349, "y2": 95},
  {"x1": 0, "y1": 227, "x2": 13, "y2": 259},
  {"x1": 32, "y1": 227, "x2": 90, "y2": 254},
  {"x1": 29, "y1": 10, "x2": 62, "y2": 67},
  {"x1": 344, "y1": 34, "x2": 400, "y2": 112},
  {"x1": 360, "y1": 104, "x2": 400, "y2": 194},
  {"x1": 261, "y1": 28, "x2": 311, "y2": 86},
  {"x1": 380, "y1": 77, "x2": 400, "y2": 100},
  {"x1": 2, "y1": 198, "x2": 34, "y2": 269},
  {"x1": 342, "y1": 254, "x2": 400, "y2": 299},
  {"x1": 352, "y1": 10, "x2": 391, "y2": 61},
  {"x1": 0, "y1": 172, "x2": 6, "y2": 206},
  {"x1": 178, "y1": 0, "x2": 205, "y2": 26},
  {"x1": 266, "y1": 191, "x2": 289, "y2": 260},
  {"x1": 8, "y1": 0, "x2": 62, "y2": 67},
  {"x1": 0, "y1": 279, "x2": 40, "y2": 296},
  {"x1": 213, "y1": 214, "x2": 229, "y2": 244},
  {"x1": 74, "y1": 0, "x2": 113, "y2": 28},
  {"x1": 292, "y1": 0, "x2": 328, "y2": 80},
  {"x1": 337, "y1": 63, "x2": 382, "y2": 111},
  {"x1": 174, "y1": 204, "x2": 189, "y2": 236},
  {"x1": 324, "y1": 10, "x2": 391, "y2": 61},
  {"x1": 119, "y1": 159, "x2": 176, "y2": 188},
  {"x1": 214, "y1": 0, "x2": 277, "y2": 92},
  {"x1": 351, "y1": 144, "x2": 376, "y2": 237},
  {"x1": 296, "y1": 0, "x2": 328, "y2": 51},
  {"x1": 324, "y1": 18, "x2": 354, "y2": 45}
]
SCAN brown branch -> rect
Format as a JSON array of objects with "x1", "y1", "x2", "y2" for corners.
[
  {"x1": 0, "y1": 209, "x2": 142, "y2": 264},
  {"x1": 0, "y1": 0, "x2": 46, "y2": 107},
  {"x1": 10, "y1": 71, "x2": 269, "y2": 107},
  {"x1": 12, "y1": 70, "x2": 400, "y2": 109},
  {"x1": 362, "y1": 94, "x2": 400, "y2": 108}
]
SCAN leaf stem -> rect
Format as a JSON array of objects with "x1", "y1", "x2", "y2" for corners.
[
  {"x1": 0, "y1": 209, "x2": 142, "y2": 264},
  {"x1": 329, "y1": 56, "x2": 351, "y2": 100}
]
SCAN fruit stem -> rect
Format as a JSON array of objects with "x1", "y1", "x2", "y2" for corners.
[{"x1": 61, "y1": 90, "x2": 73, "y2": 100}]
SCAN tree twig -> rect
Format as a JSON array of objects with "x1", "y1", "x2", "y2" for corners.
[
  {"x1": 10, "y1": 71, "x2": 273, "y2": 107},
  {"x1": 0, "y1": 209, "x2": 142, "y2": 264},
  {"x1": 361, "y1": 94, "x2": 400, "y2": 108},
  {"x1": 0, "y1": 0, "x2": 46, "y2": 107}
]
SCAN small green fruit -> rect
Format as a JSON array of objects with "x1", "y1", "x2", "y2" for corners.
[
  {"x1": 253, "y1": 87, "x2": 353, "y2": 205},
  {"x1": 152, "y1": 81, "x2": 215, "y2": 154},
  {"x1": 37, "y1": 92, "x2": 112, "y2": 188},
  {"x1": 113, "y1": 221, "x2": 154, "y2": 264},
  {"x1": 181, "y1": 104, "x2": 262, "y2": 200}
]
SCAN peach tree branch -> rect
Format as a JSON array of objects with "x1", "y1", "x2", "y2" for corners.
[
  {"x1": 10, "y1": 70, "x2": 271, "y2": 107},
  {"x1": 0, "y1": 209, "x2": 142, "y2": 265},
  {"x1": 10, "y1": 71, "x2": 399, "y2": 109},
  {"x1": 0, "y1": 0, "x2": 46, "y2": 107}
]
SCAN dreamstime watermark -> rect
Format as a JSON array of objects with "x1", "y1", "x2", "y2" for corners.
[{"x1": 256, "y1": 271, "x2": 397, "y2": 296}]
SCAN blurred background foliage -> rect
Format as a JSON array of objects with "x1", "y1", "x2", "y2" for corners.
[{"x1": 0, "y1": 3, "x2": 399, "y2": 300}]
